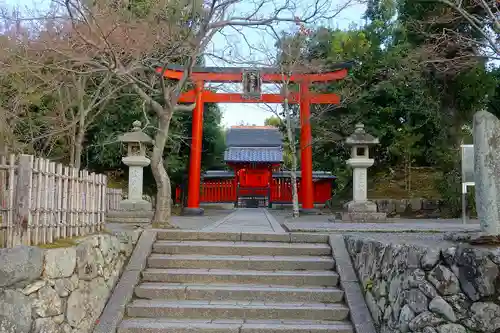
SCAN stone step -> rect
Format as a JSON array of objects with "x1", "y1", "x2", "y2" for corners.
[
  {"x1": 126, "y1": 300, "x2": 350, "y2": 321},
  {"x1": 147, "y1": 254, "x2": 335, "y2": 271},
  {"x1": 155, "y1": 230, "x2": 329, "y2": 244},
  {"x1": 153, "y1": 240, "x2": 331, "y2": 256},
  {"x1": 141, "y1": 268, "x2": 340, "y2": 286},
  {"x1": 135, "y1": 282, "x2": 344, "y2": 303},
  {"x1": 142, "y1": 268, "x2": 339, "y2": 286},
  {"x1": 118, "y1": 318, "x2": 354, "y2": 333}
]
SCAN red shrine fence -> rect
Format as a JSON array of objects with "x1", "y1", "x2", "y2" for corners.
[{"x1": 175, "y1": 178, "x2": 333, "y2": 205}]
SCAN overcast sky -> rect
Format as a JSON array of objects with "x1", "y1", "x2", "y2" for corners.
[
  {"x1": 204, "y1": 1, "x2": 366, "y2": 128},
  {"x1": 4, "y1": 0, "x2": 365, "y2": 128}
]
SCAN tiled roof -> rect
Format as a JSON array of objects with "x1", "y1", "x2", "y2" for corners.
[
  {"x1": 203, "y1": 170, "x2": 336, "y2": 179},
  {"x1": 273, "y1": 171, "x2": 336, "y2": 179},
  {"x1": 224, "y1": 147, "x2": 283, "y2": 163},
  {"x1": 226, "y1": 127, "x2": 283, "y2": 147}
]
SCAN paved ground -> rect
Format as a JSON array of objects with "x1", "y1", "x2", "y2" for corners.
[
  {"x1": 284, "y1": 221, "x2": 480, "y2": 233},
  {"x1": 170, "y1": 209, "x2": 235, "y2": 230},
  {"x1": 201, "y1": 208, "x2": 285, "y2": 233},
  {"x1": 168, "y1": 208, "x2": 483, "y2": 249},
  {"x1": 269, "y1": 210, "x2": 480, "y2": 233}
]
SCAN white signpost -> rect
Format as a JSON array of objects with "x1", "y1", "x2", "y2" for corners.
[{"x1": 460, "y1": 144, "x2": 475, "y2": 224}]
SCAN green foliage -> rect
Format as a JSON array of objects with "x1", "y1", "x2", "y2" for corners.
[
  {"x1": 82, "y1": 89, "x2": 225, "y2": 195},
  {"x1": 272, "y1": 0, "x2": 499, "y2": 216}
]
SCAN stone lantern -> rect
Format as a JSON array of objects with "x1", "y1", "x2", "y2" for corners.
[
  {"x1": 107, "y1": 121, "x2": 154, "y2": 225},
  {"x1": 342, "y1": 123, "x2": 387, "y2": 222},
  {"x1": 117, "y1": 120, "x2": 153, "y2": 211}
]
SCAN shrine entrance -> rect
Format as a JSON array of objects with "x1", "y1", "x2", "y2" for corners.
[{"x1": 160, "y1": 63, "x2": 352, "y2": 215}]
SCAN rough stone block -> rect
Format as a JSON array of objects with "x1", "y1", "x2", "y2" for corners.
[
  {"x1": 93, "y1": 271, "x2": 142, "y2": 333},
  {"x1": 0, "y1": 246, "x2": 43, "y2": 288},
  {"x1": 422, "y1": 199, "x2": 439, "y2": 211},
  {"x1": 0, "y1": 289, "x2": 33, "y2": 333},
  {"x1": 395, "y1": 199, "x2": 409, "y2": 213},
  {"x1": 341, "y1": 212, "x2": 388, "y2": 223},
  {"x1": 376, "y1": 200, "x2": 396, "y2": 214},
  {"x1": 409, "y1": 198, "x2": 423, "y2": 212},
  {"x1": 346, "y1": 201, "x2": 378, "y2": 213}
]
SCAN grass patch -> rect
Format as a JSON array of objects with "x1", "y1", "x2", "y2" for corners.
[
  {"x1": 38, "y1": 237, "x2": 79, "y2": 249},
  {"x1": 368, "y1": 167, "x2": 442, "y2": 199},
  {"x1": 38, "y1": 230, "x2": 111, "y2": 249},
  {"x1": 0, "y1": 230, "x2": 5, "y2": 248}
]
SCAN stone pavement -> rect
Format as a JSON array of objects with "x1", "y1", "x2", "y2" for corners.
[
  {"x1": 267, "y1": 210, "x2": 481, "y2": 233},
  {"x1": 201, "y1": 208, "x2": 285, "y2": 233},
  {"x1": 285, "y1": 220, "x2": 481, "y2": 233},
  {"x1": 170, "y1": 209, "x2": 235, "y2": 230}
]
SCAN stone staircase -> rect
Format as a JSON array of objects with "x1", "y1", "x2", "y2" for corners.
[{"x1": 118, "y1": 231, "x2": 354, "y2": 333}]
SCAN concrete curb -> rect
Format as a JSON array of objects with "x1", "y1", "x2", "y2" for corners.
[
  {"x1": 263, "y1": 208, "x2": 286, "y2": 233},
  {"x1": 93, "y1": 229, "x2": 157, "y2": 333},
  {"x1": 201, "y1": 210, "x2": 238, "y2": 231},
  {"x1": 329, "y1": 235, "x2": 377, "y2": 333}
]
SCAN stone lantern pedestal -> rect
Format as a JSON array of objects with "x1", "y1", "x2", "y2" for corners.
[
  {"x1": 107, "y1": 121, "x2": 154, "y2": 225},
  {"x1": 341, "y1": 123, "x2": 387, "y2": 222}
]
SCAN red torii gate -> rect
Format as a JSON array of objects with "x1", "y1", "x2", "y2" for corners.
[{"x1": 159, "y1": 63, "x2": 352, "y2": 215}]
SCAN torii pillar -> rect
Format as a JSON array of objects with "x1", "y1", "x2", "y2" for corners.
[
  {"x1": 299, "y1": 80, "x2": 316, "y2": 214},
  {"x1": 182, "y1": 81, "x2": 205, "y2": 216}
]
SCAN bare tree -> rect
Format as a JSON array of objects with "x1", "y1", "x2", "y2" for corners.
[
  {"x1": 410, "y1": 0, "x2": 499, "y2": 75},
  {"x1": 1, "y1": 0, "x2": 362, "y2": 225},
  {"x1": 49, "y1": 71, "x2": 126, "y2": 169},
  {"x1": 34, "y1": 0, "x2": 345, "y2": 226},
  {"x1": 253, "y1": 15, "x2": 356, "y2": 217},
  {"x1": 432, "y1": 0, "x2": 499, "y2": 57}
]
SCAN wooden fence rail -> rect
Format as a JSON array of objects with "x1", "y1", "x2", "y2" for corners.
[
  {"x1": 0, "y1": 154, "x2": 117, "y2": 248},
  {"x1": 106, "y1": 188, "x2": 123, "y2": 211}
]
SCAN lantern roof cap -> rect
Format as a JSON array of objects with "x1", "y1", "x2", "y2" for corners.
[
  {"x1": 117, "y1": 121, "x2": 153, "y2": 144},
  {"x1": 345, "y1": 123, "x2": 379, "y2": 146}
]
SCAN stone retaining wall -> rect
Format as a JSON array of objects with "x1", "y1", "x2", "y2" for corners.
[
  {"x1": 0, "y1": 229, "x2": 142, "y2": 333},
  {"x1": 345, "y1": 236, "x2": 500, "y2": 333}
]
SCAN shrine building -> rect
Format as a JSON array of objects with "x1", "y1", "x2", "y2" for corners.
[{"x1": 175, "y1": 125, "x2": 335, "y2": 208}]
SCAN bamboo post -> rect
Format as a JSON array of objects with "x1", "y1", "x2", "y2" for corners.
[
  {"x1": 70, "y1": 167, "x2": 77, "y2": 237},
  {"x1": 14, "y1": 155, "x2": 33, "y2": 245},
  {"x1": 64, "y1": 166, "x2": 71, "y2": 238},
  {"x1": 89, "y1": 172, "x2": 95, "y2": 233},
  {"x1": 100, "y1": 174, "x2": 106, "y2": 231},
  {"x1": 83, "y1": 169, "x2": 89, "y2": 235},
  {"x1": 48, "y1": 162, "x2": 55, "y2": 243},
  {"x1": 74, "y1": 168, "x2": 80, "y2": 237},
  {"x1": 0, "y1": 155, "x2": 5, "y2": 225},
  {"x1": 56, "y1": 163, "x2": 63, "y2": 240},
  {"x1": 42, "y1": 158, "x2": 50, "y2": 244},
  {"x1": 7, "y1": 154, "x2": 15, "y2": 248}
]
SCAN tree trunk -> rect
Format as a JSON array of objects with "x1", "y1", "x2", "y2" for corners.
[
  {"x1": 283, "y1": 98, "x2": 300, "y2": 218},
  {"x1": 151, "y1": 112, "x2": 175, "y2": 228},
  {"x1": 69, "y1": 126, "x2": 76, "y2": 168},
  {"x1": 289, "y1": 144, "x2": 300, "y2": 218},
  {"x1": 74, "y1": 124, "x2": 85, "y2": 170}
]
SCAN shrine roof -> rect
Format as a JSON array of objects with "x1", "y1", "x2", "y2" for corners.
[
  {"x1": 203, "y1": 170, "x2": 336, "y2": 179},
  {"x1": 225, "y1": 126, "x2": 283, "y2": 147},
  {"x1": 224, "y1": 147, "x2": 283, "y2": 163}
]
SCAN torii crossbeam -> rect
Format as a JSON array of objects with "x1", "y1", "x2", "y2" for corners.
[{"x1": 158, "y1": 62, "x2": 353, "y2": 215}]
